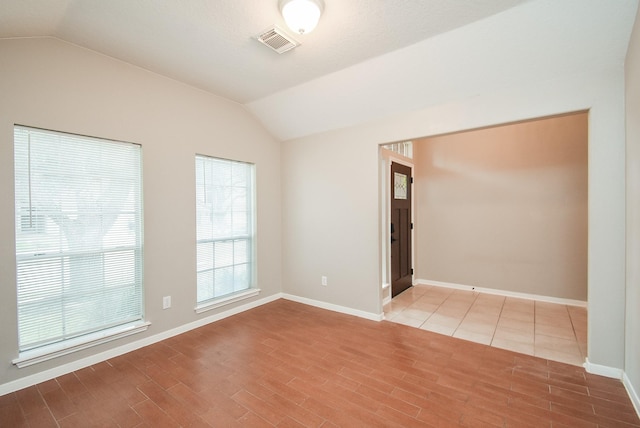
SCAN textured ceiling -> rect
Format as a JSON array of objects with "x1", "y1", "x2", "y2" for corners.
[
  {"x1": 1, "y1": 0, "x2": 637, "y2": 141},
  {"x1": 247, "y1": 0, "x2": 640, "y2": 140},
  {"x1": 0, "y1": 0, "x2": 530, "y2": 103}
]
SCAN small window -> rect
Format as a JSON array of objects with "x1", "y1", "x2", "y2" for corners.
[
  {"x1": 195, "y1": 155, "x2": 255, "y2": 306},
  {"x1": 13, "y1": 126, "x2": 144, "y2": 353},
  {"x1": 394, "y1": 172, "x2": 408, "y2": 200}
]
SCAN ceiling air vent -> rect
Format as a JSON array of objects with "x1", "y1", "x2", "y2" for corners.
[{"x1": 256, "y1": 25, "x2": 300, "y2": 54}]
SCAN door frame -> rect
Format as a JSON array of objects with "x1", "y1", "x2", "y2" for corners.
[{"x1": 379, "y1": 147, "x2": 415, "y2": 306}]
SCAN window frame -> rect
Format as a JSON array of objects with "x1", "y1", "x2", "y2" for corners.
[
  {"x1": 12, "y1": 125, "x2": 148, "y2": 367},
  {"x1": 194, "y1": 154, "x2": 258, "y2": 312}
]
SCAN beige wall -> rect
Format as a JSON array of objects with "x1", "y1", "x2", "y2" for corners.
[
  {"x1": 414, "y1": 113, "x2": 588, "y2": 300},
  {"x1": 625, "y1": 5, "x2": 640, "y2": 407},
  {"x1": 0, "y1": 38, "x2": 282, "y2": 387},
  {"x1": 281, "y1": 64, "x2": 626, "y2": 369},
  {"x1": 281, "y1": 131, "x2": 380, "y2": 313}
]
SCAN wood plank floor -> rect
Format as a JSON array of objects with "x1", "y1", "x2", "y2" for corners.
[{"x1": 1, "y1": 299, "x2": 638, "y2": 427}]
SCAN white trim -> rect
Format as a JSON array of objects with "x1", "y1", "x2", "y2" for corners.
[
  {"x1": 0, "y1": 292, "x2": 281, "y2": 396},
  {"x1": 623, "y1": 372, "x2": 640, "y2": 419},
  {"x1": 416, "y1": 279, "x2": 587, "y2": 307},
  {"x1": 12, "y1": 321, "x2": 151, "y2": 369},
  {"x1": 382, "y1": 283, "x2": 391, "y2": 306},
  {"x1": 281, "y1": 293, "x2": 384, "y2": 322},
  {"x1": 195, "y1": 288, "x2": 261, "y2": 314},
  {"x1": 379, "y1": 153, "x2": 415, "y2": 310},
  {"x1": 583, "y1": 358, "x2": 623, "y2": 379},
  {"x1": 380, "y1": 140, "x2": 414, "y2": 165}
]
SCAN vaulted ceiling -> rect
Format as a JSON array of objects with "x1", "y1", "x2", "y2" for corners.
[{"x1": 1, "y1": 0, "x2": 638, "y2": 141}]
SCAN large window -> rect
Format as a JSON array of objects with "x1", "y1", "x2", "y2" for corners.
[
  {"x1": 13, "y1": 126, "x2": 144, "y2": 354},
  {"x1": 195, "y1": 155, "x2": 254, "y2": 307}
]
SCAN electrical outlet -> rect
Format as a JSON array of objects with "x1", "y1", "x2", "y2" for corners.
[
  {"x1": 321, "y1": 276, "x2": 327, "y2": 286},
  {"x1": 162, "y1": 296, "x2": 171, "y2": 309}
]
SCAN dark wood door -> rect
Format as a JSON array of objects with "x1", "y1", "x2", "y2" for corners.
[{"x1": 390, "y1": 162, "x2": 412, "y2": 297}]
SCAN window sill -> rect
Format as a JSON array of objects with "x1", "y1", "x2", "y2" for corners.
[
  {"x1": 12, "y1": 321, "x2": 151, "y2": 368},
  {"x1": 195, "y1": 288, "x2": 261, "y2": 314}
]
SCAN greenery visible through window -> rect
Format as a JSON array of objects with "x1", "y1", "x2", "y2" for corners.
[
  {"x1": 195, "y1": 155, "x2": 254, "y2": 304},
  {"x1": 13, "y1": 126, "x2": 143, "y2": 352}
]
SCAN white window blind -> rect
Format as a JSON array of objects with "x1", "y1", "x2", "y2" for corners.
[
  {"x1": 195, "y1": 155, "x2": 254, "y2": 304},
  {"x1": 13, "y1": 126, "x2": 143, "y2": 352}
]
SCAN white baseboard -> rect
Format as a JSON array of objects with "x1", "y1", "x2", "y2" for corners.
[
  {"x1": 0, "y1": 292, "x2": 282, "y2": 397},
  {"x1": 281, "y1": 293, "x2": 384, "y2": 322},
  {"x1": 416, "y1": 279, "x2": 587, "y2": 307},
  {"x1": 382, "y1": 283, "x2": 391, "y2": 306},
  {"x1": 583, "y1": 358, "x2": 623, "y2": 379},
  {"x1": 623, "y1": 372, "x2": 640, "y2": 419}
]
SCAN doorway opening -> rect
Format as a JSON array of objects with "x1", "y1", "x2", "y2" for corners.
[
  {"x1": 380, "y1": 142, "x2": 415, "y2": 305},
  {"x1": 378, "y1": 111, "x2": 588, "y2": 366}
]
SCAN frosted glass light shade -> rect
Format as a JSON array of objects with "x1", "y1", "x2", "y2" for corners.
[{"x1": 279, "y1": 0, "x2": 324, "y2": 34}]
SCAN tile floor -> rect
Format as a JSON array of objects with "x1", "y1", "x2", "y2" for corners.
[
  {"x1": 1, "y1": 299, "x2": 637, "y2": 427},
  {"x1": 384, "y1": 284, "x2": 588, "y2": 367}
]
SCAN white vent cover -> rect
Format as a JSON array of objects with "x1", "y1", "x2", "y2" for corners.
[{"x1": 256, "y1": 25, "x2": 300, "y2": 54}]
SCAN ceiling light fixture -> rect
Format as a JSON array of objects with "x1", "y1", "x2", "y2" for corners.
[{"x1": 279, "y1": 0, "x2": 324, "y2": 35}]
